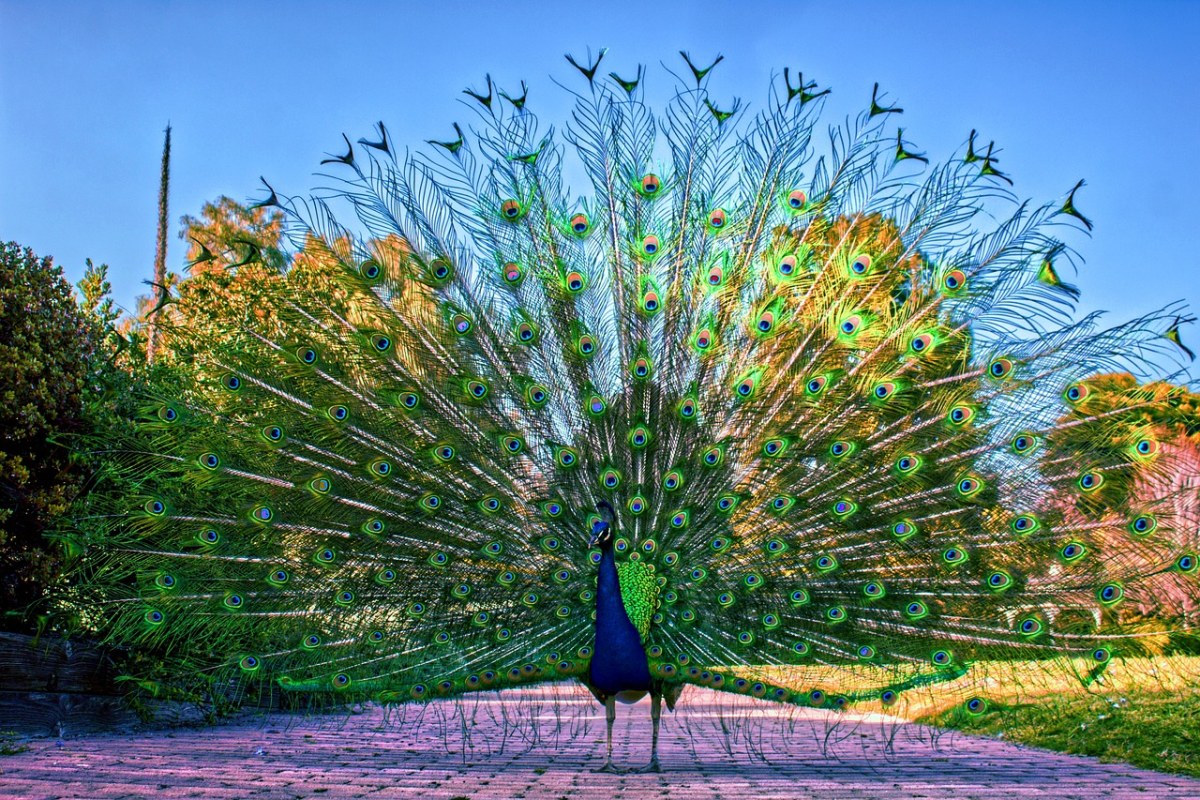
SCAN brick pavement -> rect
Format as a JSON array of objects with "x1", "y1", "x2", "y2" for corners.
[{"x1": 1, "y1": 685, "x2": 1196, "y2": 799}]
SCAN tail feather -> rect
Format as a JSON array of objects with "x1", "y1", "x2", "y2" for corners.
[{"x1": 74, "y1": 58, "x2": 1196, "y2": 713}]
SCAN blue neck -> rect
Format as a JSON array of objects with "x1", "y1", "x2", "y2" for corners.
[
  {"x1": 589, "y1": 543, "x2": 651, "y2": 694},
  {"x1": 596, "y1": 545, "x2": 628, "y2": 629}
]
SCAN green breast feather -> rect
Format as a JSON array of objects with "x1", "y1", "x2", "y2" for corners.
[{"x1": 617, "y1": 560, "x2": 661, "y2": 643}]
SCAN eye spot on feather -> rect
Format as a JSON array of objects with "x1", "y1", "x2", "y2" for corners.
[
  {"x1": 1129, "y1": 514, "x2": 1157, "y2": 535},
  {"x1": 1011, "y1": 514, "x2": 1040, "y2": 534},
  {"x1": 1012, "y1": 433, "x2": 1038, "y2": 455},
  {"x1": 360, "y1": 260, "x2": 382, "y2": 280},
  {"x1": 502, "y1": 262, "x2": 524, "y2": 284},
  {"x1": 989, "y1": 357, "x2": 1013, "y2": 379},
  {"x1": 987, "y1": 571, "x2": 1013, "y2": 591},
  {"x1": 1134, "y1": 438, "x2": 1158, "y2": 458},
  {"x1": 1064, "y1": 382, "x2": 1090, "y2": 404},
  {"x1": 942, "y1": 269, "x2": 966, "y2": 293},
  {"x1": 947, "y1": 405, "x2": 975, "y2": 426},
  {"x1": 1018, "y1": 617, "x2": 1043, "y2": 636},
  {"x1": 500, "y1": 199, "x2": 523, "y2": 220},
  {"x1": 1061, "y1": 541, "x2": 1086, "y2": 562},
  {"x1": 942, "y1": 547, "x2": 967, "y2": 565},
  {"x1": 840, "y1": 315, "x2": 861, "y2": 335}
]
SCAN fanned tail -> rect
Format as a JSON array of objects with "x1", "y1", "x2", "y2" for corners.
[{"x1": 70, "y1": 55, "x2": 1197, "y2": 715}]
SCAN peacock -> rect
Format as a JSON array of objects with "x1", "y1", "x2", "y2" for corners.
[{"x1": 72, "y1": 51, "x2": 1198, "y2": 773}]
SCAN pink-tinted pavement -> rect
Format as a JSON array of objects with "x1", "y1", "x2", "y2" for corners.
[{"x1": 1, "y1": 685, "x2": 1196, "y2": 799}]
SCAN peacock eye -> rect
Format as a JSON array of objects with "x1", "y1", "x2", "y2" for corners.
[
  {"x1": 942, "y1": 269, "x2": 966, "y2": 292},
  {"x1": 502, "y1": 262, "x2": 524, "y2": 284},
  {"x1": 360, "y1": 260, "x2": 381, "y2": 280},
  {"x1": 989, "y1": 357, "x2": 1013, "y2": 379},
  {"x1": 787, "y1": 189, "x2": 807, "y2": 210},
  {"x1": 1065, "y1": 382, "x2": 1090, "y2": 404},
  {"x1": 639, "y1": 174, "x2": 661, "y2": 195}
]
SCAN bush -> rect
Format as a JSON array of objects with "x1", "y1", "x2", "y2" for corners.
[{"x1": 0, "y1": 242, "x2": 101, "y2": 628}]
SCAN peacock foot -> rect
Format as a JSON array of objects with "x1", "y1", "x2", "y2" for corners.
[
  {"x1": 594, "y1": 761, "x2": 626, "y2": 774},
  {"x1": 631, "y1": 759, "x2": 662, "y2": 773}
]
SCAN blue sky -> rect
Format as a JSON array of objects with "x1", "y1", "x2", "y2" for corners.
[{"x1": 3, "y1": 1, "x2": 1198, "y2": 337}]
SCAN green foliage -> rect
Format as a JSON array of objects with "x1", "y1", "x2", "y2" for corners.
[
  {"x1": 924, "y1": 687, "x2": 1200, "y2": 778},
  {"x1": 0, "y1": 242, "x2": 99, "y2": 627},
  {"x1": 0, "y1": 731, "x2": 30, "y2": 756}
]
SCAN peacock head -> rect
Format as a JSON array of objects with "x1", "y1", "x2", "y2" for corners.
[
  {"x1": 589, "y1": 500, "x2": 617, "y2": 549},
  {"x1": 589, "y1": 519, "x2": 613, "y2": 549}
]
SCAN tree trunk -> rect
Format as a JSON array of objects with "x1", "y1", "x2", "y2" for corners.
[{"x1": 146, "y1": 124, "x2": 171, "y2": 363}]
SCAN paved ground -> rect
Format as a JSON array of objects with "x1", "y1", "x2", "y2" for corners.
[{"x1": 1, "y1": 685, "x2": 1197, "y2": 799}]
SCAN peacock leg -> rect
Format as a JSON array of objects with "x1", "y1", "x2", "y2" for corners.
[
  {"x1": 632, "y1": 691, "x2": 663, "y2": 773},
  {"x1": 595, "y1": 695, "x2": 623, "y2": 773}
]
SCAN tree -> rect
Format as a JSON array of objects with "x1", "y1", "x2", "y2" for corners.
[
  {"x1": 146, "y1": 124, "x2": 172, "y2": 363},
  {"x1": 0, "y1": 242, "x2": 99, "y2": 626}
]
